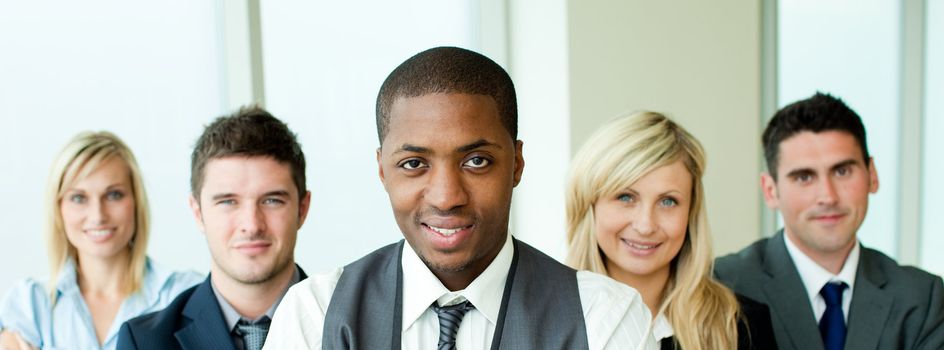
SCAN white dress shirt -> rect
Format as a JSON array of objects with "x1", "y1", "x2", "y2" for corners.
[
  {"x1": 783, "y1": 233, "x2": 859, "y2": 323},
  {"x1": 264, "y1": 234, "x2": 657, "y2": 349}
]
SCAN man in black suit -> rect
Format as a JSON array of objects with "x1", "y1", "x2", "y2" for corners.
[
  {"x1": 715, "y1": 93, "x2": 943, "y2": 350},
  {"x1": 117, "y1": 107, "x2": 312, "y2": 350}
]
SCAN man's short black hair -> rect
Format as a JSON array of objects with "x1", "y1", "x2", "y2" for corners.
[
  {"x1": 191, "y1": 106, "x2": 306, "y2": 199},
  {"x1": 762, "y1": 92, "x2": 869, "y2": 180},
  {"x1": 375, "y1": 46, "x2": 517, "y2": 144}
]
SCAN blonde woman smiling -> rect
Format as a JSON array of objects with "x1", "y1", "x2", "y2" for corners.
[
  {"x1": 0, "y1": 131, "x2": 201, "y2": 349},
  {"x1": 566, "y1": 112, "x2": 777, "y2": 350}
]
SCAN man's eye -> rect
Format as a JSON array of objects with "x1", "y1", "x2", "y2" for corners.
[
  {"x1": 401, "y1": 159, "x2": 426, "y2": 170},
  {"x1": 836, "y1": 167, "x2": 851, "y2": 177},
  {"x1": 217, "y1": 199, "x2": 236, "y2": 206},
  {"x1": 263, "y1": 198, "x2": 285, "y2": 205},
  {"x1": 463, "y1": 157, "x2": 490, "y2": 168},
  {"x1": 796, "y1": 174, "x2": 813, "y2": 183}
]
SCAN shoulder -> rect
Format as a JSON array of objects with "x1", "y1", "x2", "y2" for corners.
[
  {"x1": 859, "y1": 247, "x2": 943, "y2": 295},
  {"x1": 575, "y1": 271, "x2": 655, "y2": 349},
  {"x1": 123, "y1": 283, "x2": 198, "y2": 336},
  {"x1": 145, "y1": 259, "x2": 204, "y2": 301},
  {"x1": 265, "y1": 268, "x2": 343, "y2": 349},
  {"x1": 0, "y1": 278, "x2": 50, "y2": 339},
  {"x1": 715, "y1": 237, "x2": 774, "y2": 279}
]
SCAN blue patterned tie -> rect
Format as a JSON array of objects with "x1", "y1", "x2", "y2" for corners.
[
  {"x1": 819, "y1": 282, "x2": 847, "y2": 350},
  {"x1": 235, "y1": 317, "x2": 271, "y2": 350},
  {"x1": 432, "y1": 301, "x2": 474, "y2": 350}
]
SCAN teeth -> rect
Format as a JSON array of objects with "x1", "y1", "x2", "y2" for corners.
[
  {"x1": 624, "y1": 240, "x2": 657, "y2": 250},
  {"x1": 88, "y1": 229, "x2": 112, "y2": 237},
  {"x1": 429, "y1": 226, "x2": 462, "y2": 236}
]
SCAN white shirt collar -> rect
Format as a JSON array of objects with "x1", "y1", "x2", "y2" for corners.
[
  {"x1": 783, "y1": 232, "x2": 859, "y2": 305},
  {"x1": 651, "y1": 312, "x2": 674, "y2": 342},
  {"x1": 401, "y1": 233, "x2": 514, "y2": 332}
]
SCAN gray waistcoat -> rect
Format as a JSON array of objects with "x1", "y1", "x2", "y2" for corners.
[{"x1": 322, "y1": 238, "x2": 589, "y2": 350}]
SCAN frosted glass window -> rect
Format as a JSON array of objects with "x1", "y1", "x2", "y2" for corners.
[
  {"x1": 260, "y1": 1, "x2": 478, "y2": 272},
  {"x1": 0, "y1": 2, "x2": 225, "y2": 292},
  {"x1": 778, "y1": 0, "x2": 900, "y2": 257},
  {"x1": 921, "y1": 1, "x2": 944, "y2": 276}
]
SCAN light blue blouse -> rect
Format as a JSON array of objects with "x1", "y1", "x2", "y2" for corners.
[{"x1": 0, "y1": 257, "x2": 202, "y2": 350}]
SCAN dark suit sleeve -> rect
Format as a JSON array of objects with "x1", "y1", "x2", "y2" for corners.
[
  {"x1": 116, "y1": 322, "x2": 139, "y2": 350},
  {"x1": 736, "y1": 295, "x2": 778, "y2": 350},
  {"x1": 917, "y1": 276, "x2": 944, "y2": 350}
]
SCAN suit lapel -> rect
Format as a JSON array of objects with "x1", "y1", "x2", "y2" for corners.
[
  {"x1": 763, "y1": 232, "x2": 824, "y2": 350},
  {"x1": 175, "y1": 277, "x2": 237, "y2": 350},
  {"x1": 844, "y1": 248, "x2": 892, "y2": 350}
]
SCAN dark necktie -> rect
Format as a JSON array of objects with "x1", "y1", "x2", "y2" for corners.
[
  {"x1": 432, "y1": 300, "x2": 475, "y2": 350},
  {"x1": 819, "y1": 282, "x2": 847, "y2": 350},
  {"x1": 235, "y1": 317, "x2": 271, "y2": 350}
]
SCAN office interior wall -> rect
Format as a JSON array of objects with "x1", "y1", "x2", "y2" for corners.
[{"x1": 565, "y1": 0, "x2": 764, "y2": 256}]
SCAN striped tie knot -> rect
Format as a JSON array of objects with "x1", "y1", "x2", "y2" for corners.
[{"x1": 432, "y1": 300, "x2": 475, "y2": 350}]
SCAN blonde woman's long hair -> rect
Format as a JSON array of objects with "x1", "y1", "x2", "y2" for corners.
[
  {"x1": 565, "y1": 111, "x2": 739, "y2": 350},
  {"x1": 46, "y1": 131, "x2": 150, "y2": 302}
]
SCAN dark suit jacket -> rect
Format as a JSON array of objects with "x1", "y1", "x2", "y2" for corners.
[
  {"x1": 116, "y1": 266, "x2": 307, "y2": 350},
  {"x1": 715, "y1": 231, "x2": 944, "y2": 350},
  {"x1": 659, "y1": 294, "x2": 778, "y2": 350}
]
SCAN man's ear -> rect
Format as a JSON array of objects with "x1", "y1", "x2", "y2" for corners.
[
  {"x1": 512, "y1": 140, "x2": 524, "y2": 187},
  {"x1": 297, "y1": 191, "x2": 312, "y2": 228},
  {"x1": 867, "y1": 157, "x2": 879, "y2": 193},
  {"x1": 760, "y1": 172, "x2": 780, "y2": 209},
  {"x1": 188, "y1": 194, "x2": 206, "y2": 234},
  {"x1": 377, "y1": 148, "x2": 386, "y2": 183}
]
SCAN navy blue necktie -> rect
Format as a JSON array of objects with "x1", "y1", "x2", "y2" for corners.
[
  {"x1": 819, "y1": 282, "x2": 847, "y2": 350},
  {"x1": 432, "y1": 301, "x2": 474, "y2": 350}
]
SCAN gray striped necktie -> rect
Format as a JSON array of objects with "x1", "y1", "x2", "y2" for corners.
[
  {"x1": 431, "y1": 301, "x2": 475, "y2": 350},
  {"x1": 235, "y1": 317, "x2": 271, "y2": 350}
]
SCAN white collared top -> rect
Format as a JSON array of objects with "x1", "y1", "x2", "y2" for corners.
[
  {"x1": 783, "y1": 233, "x2": 859, "y2": 323},
  {"x1": 264, "y1": 234, "x2": 658, "y2": 349}
]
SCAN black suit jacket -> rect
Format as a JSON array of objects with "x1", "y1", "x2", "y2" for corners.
[
  {"x1": 715, "y1": 231, "x2": 944, "y2": 350},
  {"x1": 659, "y1": 294, "x2": 778, "y2": 350},
  {"x1": 116, "y1": 266, "x2": 306, "y2": 350}
]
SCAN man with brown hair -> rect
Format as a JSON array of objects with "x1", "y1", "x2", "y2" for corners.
[{"x1": 117, "y1": 107, "x2": 311, "y2": 350}]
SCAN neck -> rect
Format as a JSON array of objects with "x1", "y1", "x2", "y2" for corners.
[
  {"x1": 430, "y1": 234, "x2": 506, "y2": 292},
  {"x1": 607, "y1": 263, "x2": 670, "y2": 318},
  {"x1": 211, "y1": 261, "x2": 295, "y2": 320},
  {"x1": 786, "y1": 230, "x2": 855, "y2": 274},
  {"x1": 75, "y1": 250, "x2": 132, "y2": 296}
]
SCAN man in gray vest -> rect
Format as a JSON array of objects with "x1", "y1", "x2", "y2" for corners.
[{"x1": 264, "y1": 47, "x2": 656, "y2": 349}]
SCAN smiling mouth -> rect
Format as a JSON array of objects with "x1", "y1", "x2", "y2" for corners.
[
  {"x1": 621, "y1": 238, "x2": 661, "y2": 250},
  {"x1": 86, "y1": 229, "x2": 114, "y2": 238},
  {"x1": 425, "y1": 224, "x2": 473, "y2": 236}
]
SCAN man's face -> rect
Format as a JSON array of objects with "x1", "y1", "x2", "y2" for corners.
[
  {"x1": 761, "y1": 130, "x2": 878, "y2": 260},
  {"x1": 190, "y1": 156, "x2": 310, "y2": 285},
  {"x1": 378, "y1": 93, "x2": 524, "y2": 289}
]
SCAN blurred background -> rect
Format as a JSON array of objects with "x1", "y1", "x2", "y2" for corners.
[{"x1": 0, "y1": 0, "x2": 940, "y2": 293}]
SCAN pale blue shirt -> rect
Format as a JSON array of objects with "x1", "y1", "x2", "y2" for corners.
[{"x1": 0, "y1": 257, "x2": 202, "y2": 350}]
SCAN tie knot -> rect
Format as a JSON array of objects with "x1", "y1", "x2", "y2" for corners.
[
  {"x1": 236, "y1": 317, "x2": 271, "y2": 350},
  {"x1": 820, "y1": 282, "x2": 847, "y2": 306},
  {"x1": 432, "y1": 301, "x2": 475, "y2": 350}
]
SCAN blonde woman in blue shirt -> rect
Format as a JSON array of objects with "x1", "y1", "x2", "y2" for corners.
[{"x1": 0, "y1": 131, "x2": 202, "y2": 349}]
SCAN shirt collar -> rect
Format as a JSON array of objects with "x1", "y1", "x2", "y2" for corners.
[
  {"x1": 401, "y1": 233, "x2": 514, "y2": 331},
  {"x1": 783, "y1": 233, "x2": 859, "y2": 302},
  {"x1": 651, "y1": 312, "x2": 674, "y2": 342},
  {"x1": 211, "y1": 266, "x2": 301, "y2": 331}
]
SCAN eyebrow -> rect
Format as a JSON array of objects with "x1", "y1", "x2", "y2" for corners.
[
  {"x1": 393, "y1": 139, "x2": 502, "y2": 155},
  {"x1": 211, "y1": 190, "x2": 291, "y2": 201},
  {"x1": 783, "y1": 158, "x2": 860, "y2": 179}
]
